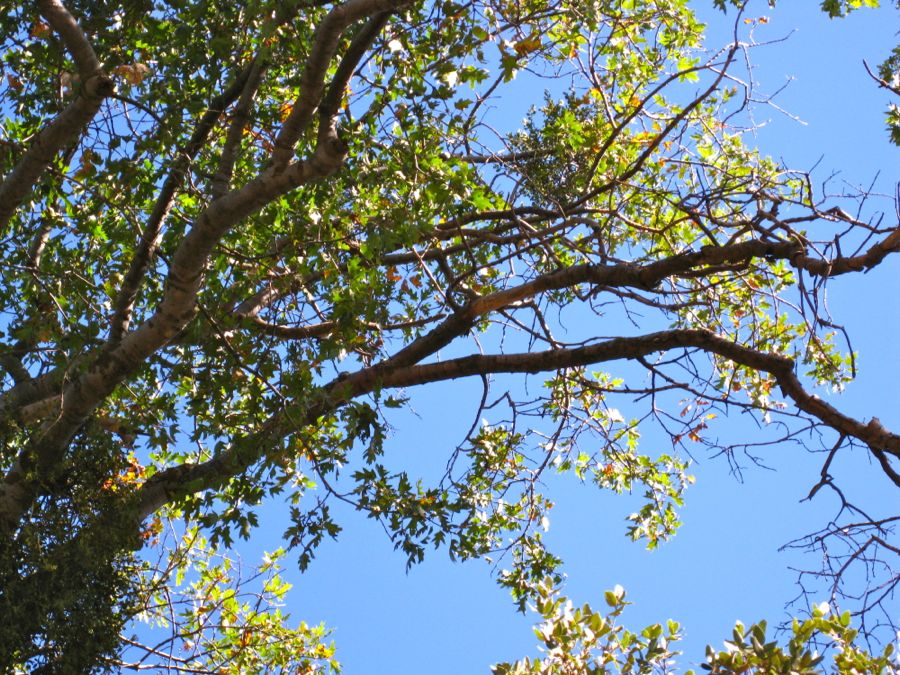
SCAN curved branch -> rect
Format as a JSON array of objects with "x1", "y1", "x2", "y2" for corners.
[
  {"x1": 271, "y1": 0, "x2": 411, "y2": 168},
  {"x1": 383, "y1": 237, "x2": 801, "y2": 369},
  {"x1": 0, "y1": 154, "x2": 347, "y2": 532},
  {"x1": 319, "y1": 11, "x2": 392, "y2": 124},
  {"x1": 136, "y1": 327, "x2": 900, "y2": 521},
  {"x1": 0, "y1": 11, "x2": 111, "y2": 232},
  {"x1": 863, "y1": 59, "x2": 900, "y2": 98},
  {"x1": 37, "y1": 0, "x2": 102, "y2": 79},
  {"x1": 210, "y1": 59, "x2": 267, "y2": 200},
  {"x1": 791, "y1": 226, "x2": 900, "y2": 277}
]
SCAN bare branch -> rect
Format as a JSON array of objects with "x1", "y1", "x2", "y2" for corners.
[
  {"x1": 863, "y1": 59, "x2": 900, "y2": 98},
  {"x1": 791, "y1": 226, "x2": 900, "y2": 277},
  {"x1": 136, "y1": 326, "x2": 900, "y2": 521}
]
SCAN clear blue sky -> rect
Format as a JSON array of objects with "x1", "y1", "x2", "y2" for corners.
[{"x1": 233, "y1": 3, "x2": 899, "y2": 672}]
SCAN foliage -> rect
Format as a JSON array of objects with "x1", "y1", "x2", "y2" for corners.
[
  {"x1": 0, "y1": 0, "x2": 897, "y2": 671},
  {"x1": 492, "y1": 581, "x2": 683, "y2": 674},
  {"x1": 124, "y1": 530, "x2": 339, "y2": 674},
  {"x1": 493, "y1": 580, "x2": 898, "y2": 674}
]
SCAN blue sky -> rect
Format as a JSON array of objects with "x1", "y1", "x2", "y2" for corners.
[{"x1": 217, "y1": 2, "x2": 899, "y2": 672}]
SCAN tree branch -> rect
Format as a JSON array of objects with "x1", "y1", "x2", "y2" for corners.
[
  {"x1": 863, "y1": 59, "x2": 900, "y2": 98},
  {"x1": 791, "y1": 226, "x2": 900, "y2": 277},
  {"x1": 107, "y1": 62, "x2": 260, "y2": 343},
  {"x1": 107, "y1": 3, "x2": 311, "y2": 343},
  {"x1": 271, "y1": 0, "x2": 411, "y2": 169},
  {"x1": 0, "y1": 151, "x2": 347, "y2": 532},
  {"x1": 210, "y1": 59, "x2": 267, "y2": 200},
  {"x1": 318, "y1": 10, "x2": 392, "y2": 125},
  {"x1": 37, "y1": 0, "x2": 102, "y2": 79},
  {"x1": 576, "y1": 45, "x2": 739, "y2": 207},
  {"x1": 0, "y1": 1, "x2": 112, "y2": 231},
  {"x1": 237, "y1": 312, "x2": 446, "y2": 340},
  {"x1": 136, "y1": 327, "x2": 900, "y2": 521}
]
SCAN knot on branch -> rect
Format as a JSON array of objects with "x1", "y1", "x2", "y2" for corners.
[
  {"x1": 311, "y1": 134, "x2": 348, "y2": 176},
  {"x1": 758, "y1": 348, "x2": 795, "y2": 377},
  {"x1": 788, "y1": 244, "x2": 807, "y2": 268},
  {"x1": 637, "y1": 268, "x2": 663, "y2": 291},
  {"x1": 82, "y1": 72, "x2": 114, "y2": 99},
  {"x1": 865, "y1": 417, "x2": 894, "y2": 450}
]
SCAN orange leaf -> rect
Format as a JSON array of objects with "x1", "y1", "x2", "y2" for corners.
[
  {"x1": 30, "y1": 21, "x2": 51, "y2": 39},
  {"x1": 112, "y1": 63, "x2": 151, "y2": 85},
  {"x1": 513, "y1": 34, "x2": 542, "y2": 56}
]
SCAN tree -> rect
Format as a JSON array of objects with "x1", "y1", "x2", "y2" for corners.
[{"x1": 0, "y1": 0, "x2": 897, "y2": 671}]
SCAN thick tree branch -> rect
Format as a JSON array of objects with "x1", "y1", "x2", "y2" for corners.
[
  {"x1": 1, "y1": 0, "x2": 894, "y2": 661},
  {"x1": 0, "y1": 149, "x2": 347, "y2": 532},
  {"x1": 791, "y1": 226, "x2": 900, "y2": 277},
  {"x1": 108, "y1": 2, "x2": 312, "y2": 343},
  {"x1": 6, "y1": 225, "x2": 892, "y2": 523},
  {"x1": 383, "y1": 237, "x2": 800, "y2": 369},
  {"x1": 0, "y1": 80, "x2": 111, "y2": 232},
  {"x1": 211, "y1": 59, "x2": 267, "y2": 200},
  {"x1": 318, "y1": 11, "x2": 392, "y2": 124},
  {"x1": 37, "y1": 0, "x2": 102, "y2": 79},
  {"x1": 0, "y1": 367, "x2": 69, "y2": 431},
  {"x1": 0, "y1": 355, "x2": 30, "y2": 386},
  {"x1": 377, "y1": 331, "x2": 900, "y2": 465},
  {"x1": 271, "y1": 0, "x2": 411, "y2": 168},
  {"x1": 233, "y1": 227, "x2": 900, "y2": 374},
  {"x1": 0, "y1": 0, "x2": 110, "y2": 230}
]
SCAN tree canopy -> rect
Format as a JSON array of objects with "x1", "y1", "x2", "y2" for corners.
[{"x1": 0, "y1": 0, "x2": 897, "y2": 671}]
